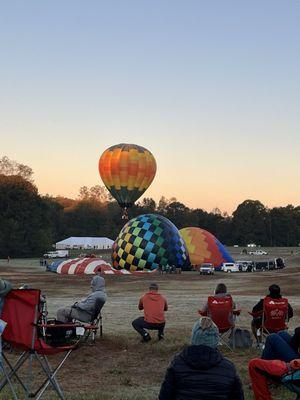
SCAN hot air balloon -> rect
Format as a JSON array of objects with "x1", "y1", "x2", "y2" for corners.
[
  {"x1": 180, "y1": 227, "x2": 234, "y2": 270},
  {"x1": 112, "y1": 214, "x2": 190, "y2": 271},
  {"x1": 99, "y1": 144, "x2": 156, "y2": 218}
]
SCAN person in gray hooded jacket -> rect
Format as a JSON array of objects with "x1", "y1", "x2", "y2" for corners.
[{"x1": 57, "y1": 275, "x2": 107, "y2": 323}]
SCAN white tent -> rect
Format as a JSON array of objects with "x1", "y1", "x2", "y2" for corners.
[{"x1": 55, "y1": 237, "x2": 114, "y2": 250}]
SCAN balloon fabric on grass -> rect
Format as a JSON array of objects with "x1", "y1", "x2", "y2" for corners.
[
  {"x1": 112, "y1": 214, "x2": 190, "y2": 271},
  {"x1": 99, "y1": 144, "x2": 156, "y2": 218},
  {"x1": 180, "y1": 227, "x2": 234, "y2": 270}
]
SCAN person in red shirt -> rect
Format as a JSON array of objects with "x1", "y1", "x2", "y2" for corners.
[{"x1": 132, "y1": 283, "x2": 168, "y2": 342}]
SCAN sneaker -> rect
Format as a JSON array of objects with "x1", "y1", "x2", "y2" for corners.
[
  {"x1": 158, "y1": 334, "x2": 164, "y2": 341},
  {"x1": 141, "y1": 333, "x2": 151, "y2": 342}
]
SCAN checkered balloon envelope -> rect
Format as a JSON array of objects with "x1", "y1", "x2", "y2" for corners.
[{"x1": 112, "y1": 214, "x2": 190, "y2": 271}]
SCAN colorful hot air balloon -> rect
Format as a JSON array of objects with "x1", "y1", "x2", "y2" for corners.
[
  {"x1": 112, "y1": 214, "x2": 190, "y2": 271},
  {"x1": 99, "y1": 144, "x2": 156, "y2": 218},
  {"x1": 180, "y1": 227, "x2": 234, "y2": 270}
]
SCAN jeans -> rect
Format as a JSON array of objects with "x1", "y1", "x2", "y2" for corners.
[
  {"x1": 262, "y1": 331, "x2": 299, "y2": 362},
  {"x1": 132, "y1": 317, "x2": 165, "y2": 338}
]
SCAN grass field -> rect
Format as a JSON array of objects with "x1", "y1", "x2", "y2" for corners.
[{"x1": 0, "y1": 248, "x2": 299, "y2": 399}]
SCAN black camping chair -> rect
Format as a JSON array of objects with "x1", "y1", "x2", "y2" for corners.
[{"x1": 74, "y1": 299, "x2": 104, "y2": 342}]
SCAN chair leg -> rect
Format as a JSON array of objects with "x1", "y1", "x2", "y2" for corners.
[
  {"x1": 34, "y1": 351, "x2": 72, "y2": 400},
  {"x1": 0, "y1": 351, "x2": 29, "y2": 394},
  {"x1": 100, "y1": 315, "x2": 103, "y2": 337},
  {"x1": 0, "y1": 364, "x2": 19, "y2": 400}
]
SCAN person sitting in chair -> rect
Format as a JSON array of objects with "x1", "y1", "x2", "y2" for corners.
[
  {"x1": 57, "y1": 275, "x2": 107, "y2": 323},
  {"x1": 248, "y1": 357, "x2": 300, "y2": 400},
  {"x1": 132, "y1": 283, "x2": 168, "y2": 342},
  {"x1": 200, "y1": 283, "x2": 238, "y2": 323},
  {"x1": 251, "y1": 284, "x2": 293, "y2": 340},
  {"x1": 159, "y1": 317, "x2": 244, "y2": 400},
  {"x1": 0, "y1": 279, "x2": 12, "y2": 315},
  {"x1": 261, "y1": 327, "x2": 300, "y2": 362}
]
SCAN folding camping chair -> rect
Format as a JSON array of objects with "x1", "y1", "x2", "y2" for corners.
[
  {"x1": 0, "y1": 320, "x2": 18, "y2": 400},
  {"x1": 250, "y1": 297, "x2": 288, "y2": 345},
  {"x1": 77, "y1": 298, "x2": 104, "y2": 342},
  {"x1": 206, "y1": 295, "x2": 240, "y2": 350},
  {"x1": 0, "y1": 289, "x2": 79, "y2": 399}
]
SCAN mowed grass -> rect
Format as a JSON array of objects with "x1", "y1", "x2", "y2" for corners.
[
  {"x1": 0, "y1": 332, "x2": 296, "y2": 399},
  {"x1": 1, "y1": 250, "x2": 299, "y2": 399}
]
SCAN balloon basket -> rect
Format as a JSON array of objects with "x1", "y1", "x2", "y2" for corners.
[{"x1": 122, "y1": 208, "x2": 129, "y2": 220}]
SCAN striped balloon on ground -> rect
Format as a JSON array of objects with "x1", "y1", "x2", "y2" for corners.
[
  {"x1": 112, "y1": 214, "x2": 190, "y2": 271},
  {"x1": 47, "y1": 258, "x2": 158, "y2": 275},
  {"x1": 179, "y1": 227, "x2": 234, "y2": 270},
  {"x1": 47, "y1": 258, "x2": 111, "y2": 274}
]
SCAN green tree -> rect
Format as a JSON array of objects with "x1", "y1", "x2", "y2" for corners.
[
  {"x1": 270, "y1": 205, "x2": 300, "y2": 246},
  {"x1": 231, "y1": 200, "x2": 269, "y2": 245},
  {"x1": 0, "y1": 156, "x2": 34, "y2": 182},
  {"x1": 0, "y1": 175, "x2": 54, "y2": 257}
]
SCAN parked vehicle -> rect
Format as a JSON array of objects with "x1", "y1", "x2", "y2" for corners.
[
  {"x1": 236, "y1": 260, "x2": 255, "y2": 272},
  {"x1": 253, "y1": 258, "x2": 286, "y2": 271},
  {"x1": 221, "y1": 262, "x2": 239, "y2": 273},
  {"x1": 43, "y1": 250, "x2": 69, "y2": 258},
  {"x1": 249, "y1": 250, "x2": 268, "y2": 255},
  {"x1": 275, "y1": 257, "x2": 285, "y2": 269},
  {"x1": 199, "y1": 263, "x2": 215, "y2": 275}
]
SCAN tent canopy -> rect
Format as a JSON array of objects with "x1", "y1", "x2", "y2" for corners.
[{"x1": 55, "y1": 236, "x2": 114, "y2": 250}]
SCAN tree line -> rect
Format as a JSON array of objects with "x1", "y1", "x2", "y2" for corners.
[{"x1": 0, "y1": 156, "x2": 299, "y2": 257}]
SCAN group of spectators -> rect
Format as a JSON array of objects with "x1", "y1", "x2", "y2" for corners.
[
  {"x1": 1, "y1": 276, "x2": 299, "y2": 400},
  {"x1": 128, "y1": 281, "x2": 300, "y2": 400}
]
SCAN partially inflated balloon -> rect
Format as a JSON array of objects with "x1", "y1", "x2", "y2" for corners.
[
  {"x1": 112, "y1": 214, "x2": 190, "y2": 271},
  {"x1": 99, "y1": 144, "x2": 156, "y2": 211},
  {"x1": 180, "y1": 227, "x2": 234, "y2": 270}
]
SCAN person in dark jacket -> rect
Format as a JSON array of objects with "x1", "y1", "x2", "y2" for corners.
[
  {"x1": 159, "y1": 317, "x2": 244, "y2": 400},
  {"x1": 251, "y1": 284, "x2": 293, "y2": 340}
]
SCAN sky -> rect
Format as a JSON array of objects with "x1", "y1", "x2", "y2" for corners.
[{"x1": 1, "y1": 1, "x2": 299, "y2": 214}]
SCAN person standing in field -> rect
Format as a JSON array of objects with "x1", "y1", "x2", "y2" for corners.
[{"x1": 132, "y1": 283, "x2": 168, "y2": 342}]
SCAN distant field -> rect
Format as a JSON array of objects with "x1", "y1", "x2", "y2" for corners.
[{"x1": 0, "y1": 247, "x2": 299, "y2": 399}]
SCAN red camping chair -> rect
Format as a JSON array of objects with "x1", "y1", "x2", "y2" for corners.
[
  {"x1": 249, "y1": 297, "x2": 288, "y2": 344},
  {"x1": 206, "y1": 295, "x2": 240, "y2": 350},
  {"x1": 0, "y1": 289, "x2": 79, "y2": 399},
  {"x1": 262, "y1": 297, "x2": 288, "y2": 333}
]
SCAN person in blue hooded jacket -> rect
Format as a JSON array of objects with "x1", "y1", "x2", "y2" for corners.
[{"x1": 159, "y1": 317, "x2": 244, "y2": 400}]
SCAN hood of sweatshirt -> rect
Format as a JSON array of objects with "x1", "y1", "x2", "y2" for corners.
[
  {"x1": 179, "y1": 345, "x2": 223, "y2": 370},
  {"x1": 91, "y1": 275, "x2": 106, "y2": 292}
]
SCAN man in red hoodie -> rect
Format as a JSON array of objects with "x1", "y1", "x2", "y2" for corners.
[{"x1": 132, "y1": 283, "x2": 168, "y2": 342}]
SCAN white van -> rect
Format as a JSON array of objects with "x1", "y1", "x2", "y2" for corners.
[
  {"x1": 43, "y1": 250, "x2": 69, "y2": 258},
  {"x1": 221, "y1": 262, "x2": 239, "y2": 273}
]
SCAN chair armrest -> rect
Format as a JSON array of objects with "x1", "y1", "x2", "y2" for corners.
[
  {"x1": 37, "y1": 323, "x2": 82, "y2": 329},
  {"x1": 248, "y1": 311, "x2": 263, "y2": 317}
]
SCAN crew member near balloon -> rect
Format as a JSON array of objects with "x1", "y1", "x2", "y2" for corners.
[
  {"x1": 132, "y1": 283, "x2": 168, "y2": 342},
  {"x1": 99, "y1": 143, "x2": 156, "y2": 219}
]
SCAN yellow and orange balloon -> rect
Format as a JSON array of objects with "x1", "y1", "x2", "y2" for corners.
[
  {"x1": 99, "y1": 144, "x2": 156, "y2": 214},
  {"x1": 180, "y1": 227, "x2": 234, "y2": 269}
]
